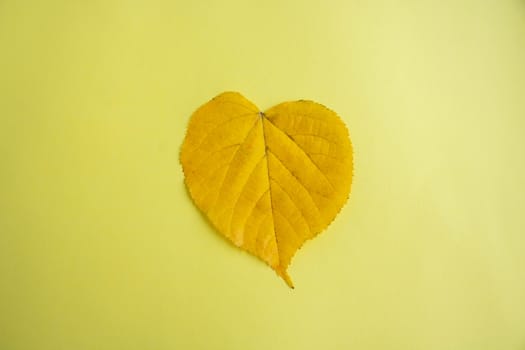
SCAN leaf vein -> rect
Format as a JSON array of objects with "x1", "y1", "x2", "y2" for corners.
[
  {"x1": 228, "y1": 155, "x2": 266, "y2": 234},
  {"x1": 288, "y1": 133, "x2": 341, "y2": 147},
  {"x1": 218, "y1": 99, "x2": 259, "y2": 113},
  {"x1": 268, "y1": 149, "x2": 330, "y2": 202},
  {"x1": 261, "y1": 117, "x2": 281, "y2": 266},
  {"x1": 270, "y1": 177, "x2": 315, "y2": 235},
  {"x1": 264, "y1": 118, "x2": 335, "y2": 191},
  {"x1": 242, "y1": 189, "x2": 270, "y2": 243},
  {"x1": 210, "y1": 118, "x2": 260, "y2": 212},
  {"x1": 191, "y1": 112, "x2": 256, "y2": 154},
  {"x1": 274, "y1": 211, "x2": 301, "y2": 244},
  {"x1": 191, "y1": 143, "x2": 241, "y2": 171}
]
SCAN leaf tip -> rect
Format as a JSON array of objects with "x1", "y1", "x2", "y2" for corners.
[{"x1": 276, "y1": 268, "x2": 295, "y2": 289}]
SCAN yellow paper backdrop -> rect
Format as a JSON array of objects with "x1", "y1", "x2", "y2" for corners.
[{"x1": 1, "y1": 1, "x2": 524, "y2": 349}]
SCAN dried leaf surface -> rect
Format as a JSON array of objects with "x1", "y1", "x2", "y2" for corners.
[{"x1": 180, "y1": 92, "x2": 353, "y2": 287}]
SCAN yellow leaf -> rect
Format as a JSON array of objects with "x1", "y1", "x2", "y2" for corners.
[{"x1": 180, "y1": 92, "x2": 353, "y2": 288}]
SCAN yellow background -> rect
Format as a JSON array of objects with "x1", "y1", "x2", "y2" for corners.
[{"x1": 1, "y1": 1, "x2": 524, "y2": 349}]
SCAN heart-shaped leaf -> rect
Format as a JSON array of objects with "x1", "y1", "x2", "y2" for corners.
[{"x1": 180, "y1": 92, "x2": 353, "y2": 288}]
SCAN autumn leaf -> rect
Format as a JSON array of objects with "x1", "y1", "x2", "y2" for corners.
[{"x1": 180, "y1": 92, "x2": 353, "y2": 288}]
